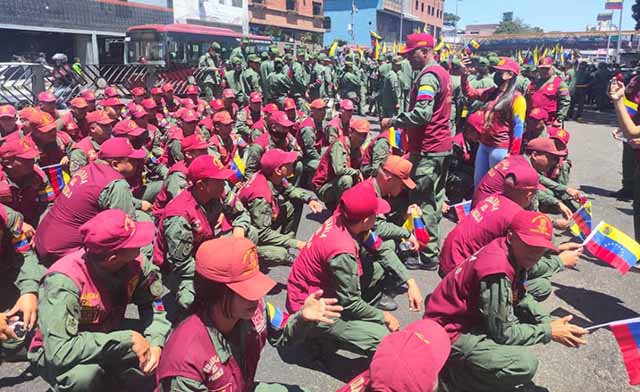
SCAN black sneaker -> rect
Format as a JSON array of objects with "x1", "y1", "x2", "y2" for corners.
[
  {"x1": 609, "y1": 188, "x2": 633, "y2": 200},
  {"x1": 376, "y1": 293, "x2": 398, "y2": 311},
  {"x1": 405, "y1": 256, "x2": 439, "y2": 271}
]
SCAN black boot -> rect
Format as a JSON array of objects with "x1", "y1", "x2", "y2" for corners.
[{"x1": 376, "y1": 293, "x2": 398, "y2": 311}]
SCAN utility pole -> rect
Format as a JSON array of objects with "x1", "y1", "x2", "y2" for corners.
[
  {"x1": 399, "y1": 0, "x2": 404, "y2": 43},
  {"x1": 616, "y1": 0, "x2": 625, "y2": 63}
]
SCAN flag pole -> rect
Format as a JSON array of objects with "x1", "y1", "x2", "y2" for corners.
[{"x1": 616, "y1": 0, "x2": 624, "y2": 63}]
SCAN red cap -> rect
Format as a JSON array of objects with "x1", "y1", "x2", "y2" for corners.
[
  {"x1": 99, "y1": 97, "x2": 122, "y2": 107},
  {"x1": 103, "y1": 86, "x2": 119, "y2": 98},
  {"x1": 213, "y1": 111, "x2": 233, "y2": 125},
  {"x1": 538, "y1": 56, "x2": 554, "y2": 68},
  {"x1": 131, "y1": 86, "x2": 146, "y2": 97},
  {"x1": 80, "y1": 209, "x2": 154, "y2": 254},
  {"x1": 250, "y1": 92, "x2": 263, "y2": 103},
  {"x1": 283, "y1": 98, "x2": 296, "y2": 111},
  {"x1": 130, "y1": 104, "x2": 148, "y2": 119},
  {"x1": 150, "y1": 87, "x2": 163, "y2": 95},
  {"x1": 141, "y1": 98, "x2": 157, "y2": 110},
  {"x1": 80, "y1": 90, "x2": 96, "y2": 102},
  {"x1": 339, "y1": 181, "x2": 390, "y2": 221},
  {"x1": 399, "y1": 33, "x2": 435, "y2": 55},
  {"x1": 350, "y1": 118, "x2": 370, "y2": 134},
  {"x1": 510, "y1": 210, "x2": 558, "y2": 251},
  {"x1": 383, "y1": 155, "x2": 416, "y2": 189},
  {"x1": 528, "y1": 108, "x2": 548, "y2": 121},
  {"x1": 270, "y1": 111, "x2": 294, "y2": 128},
  {"x1": 504, "y1": 158, "x2": 539, "y2": 190},
  {"x1": 548, "y1": 128, "x2": 570, "y2": 148},
  {"x1": 210, "y1": 99, "x2": 225, "y2": 111},
  {"x1": 493, "y1": 57, "x2": 520, "y2": 75},
  {"x1": 199, "y1": 116, "x2": 213, "y2": 130},
  {"x1": 98, "y1": 138, "x2": 146, "y2": 160},
  {"x1": 526, "y1": 137, "x2": 566, "y2": 156},
  {"x1": 113, "y1": 119, "x2": 146, "y2": 137},
  {"x1": 0, "y1": 105, "x2": 16, "y2": 119},
  {"x1": 38, "y1": 91, "x2": 56, "y2": 103},
  {"x1": 263, "y1": 103, "x2": 279, "y2": 114},
  {"x1": 181, "y1": 109, "x2": 199, "y2": 123},
  {"x1": 223, "y1": 88, "x2": 235, "y2": 99},
  {"x1": 0, "y1": 138, "x2": 39, "y2": 160},
  {"x1": 18, "y1": 107, "x2": 39, "y2": 122},
  {"x1": 340, "y1": 99, "x2": 354, "y2": 111},
  {"x1": 196, "y1": 237, "x2": 276, "y2": 301},
  {"x1": 86, "y1": 110, "x2": 115, "y2": 125},
  {"x1": 31, "y1": 111, "x2": 58, "y2": 133},
  {"x1": 186, "y1": 85, "x2": 200, "y2": 95},
  {"x1": 188, "y1": 155, "x2": 234, "y2": 182},
  {"x1": 181, "y1": 134, "x2": 210, "y2": 151},
  {"x1": 310, "y1": 99, "x2": 326, "y2": 110},
  {"x1": 70, "y1": 97, "x2": 88, "y2": 109},
  {"x1": 181, "y1": 98, "x2": 196, "y2": 109},
  {"x1": 260, "y1": 149, "x2": 298, "y2": 175},
  {"x1": 162, "y1": 83, "x2": 174, "y2": 93},
  {"x1": 369, "y1": 318, "x2": 451, "y2": 392}
]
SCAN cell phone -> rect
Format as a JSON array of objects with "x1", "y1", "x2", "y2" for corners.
[{"x1": 8, "y1": 320, "x2": 26, "y2": 339}]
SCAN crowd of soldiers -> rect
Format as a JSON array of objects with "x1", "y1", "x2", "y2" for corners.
[{"x1": 0, "y1": 31, "x2": 635, "y2": 392}]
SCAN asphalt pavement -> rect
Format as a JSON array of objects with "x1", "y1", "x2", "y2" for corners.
[{"x1": 2, "y1": 110, "x2": 640, "y2": 392}]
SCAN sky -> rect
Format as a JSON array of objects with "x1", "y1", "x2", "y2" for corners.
[{"x1": 444, "y1": 0, "x2": 637, "y2": 32}]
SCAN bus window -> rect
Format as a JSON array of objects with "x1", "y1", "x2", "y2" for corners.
[
  {"x1": 167, "y1": 40, "x2": 187, "y2": 64},
  {"x1": 126, "y1": 31, "x2": 165, "y2": 63},
  {"x1": 187, "y1": 43, "x2": 202, "y2": 63}
]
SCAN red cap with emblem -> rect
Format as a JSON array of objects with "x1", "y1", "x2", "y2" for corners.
[
  {"x1": 162, "y1": 83, "x2": 174, "y2": 93},
  {"x1": 113, "y1": 119, "x2": 146, "y2": 137},
  {"x1": 70, "y1": 97, "x2": 88, "y2": 109},
  {"x1": 196, "y1": 237, "x2": 276, "y2": 301},
  {"x1": 86, "y1": 110, "x2": 116, "y2": 125},
  {"x1": 187, "y1": 154, "x2": 234, "y2": 182},
  {"x1": 181, "y1": 134, "x2": 210, "y2": 151},
  {"x1": 0, "y1": 137, "x2": 39, "y2": 159},
  {"x1": 99, "y1": 138, "x2": 146, "y2": 160},
  {"x1": 510, "y1": 210, "x2": 558, "y2": 251},
  {"x1": 186, "y1": 85, "x2": 200, "y2": 95},
  {"x1": 250, "y1": 92, "x2": 263, "y2": 103},
  {"x1": 339, "y1": 99, "x2": 354, "y2": 111},
  {"x1": 31, "y1": 111, "x2": 58, "y2": 133},
  {"x1": 398, "y1": 33, "x2": 435, "y2": 55},
  {"x1": 283, "y1": 98, "x2": 296, "y2": 111},
  {"x1": 529, "y1": 108, "x2": 548, "y2": 121},
  {"x1": 526, "y1": 137, "x2": 567, "y2": 156},
  {"x1": 131, "y1": 86, "x2": 146, "y2": 97},
  {"x1": 213, "y1": 111, "x2": 233, "y2": 125},
  {"x1": 260, "y1": 149, "x2": 298, "y2": 176},
  {"x1": 130, "y1": 104, "x2": 149, "y2": 119},
  {"x1": 141, "y1": 98, "x2": 157, "y2": 110},
  {"x1": 493, "y1": 57, "x2": 520, "y2": 75},
  {"x1": 270, "y1": 111, "x2": 294, "y2": 128},
  {"x1": 548, "y1": 128, "x2": 570, "y2": 148},
  {"x1": 0, "y1": 105, "x2": 16, "y2": 119},
  {"x1": 80, "y1": 90, "x2": 96, "y2": 102},
  {"x1": 38, "y1": 91, "x2": 56, "y2": 103},
  {"x1": 103, "y1": 86, "x2": 119, "y2": 98},
  {"x1": 80, "y1": 209, "x2": 154, "y2": 254},
  {"x1": 263, "y1": 103, "x2": 279, "y2": 114},
  {"x1": 180, "y1": 109, "x2": 199, "y2": 123},
  {"x1": 210, "y1": 99, "x2": 225, "y2": 111},
  {"x1": 538, "y1": 56, "x2": 554, "y2": 68},
  {"x1": 151, "y1": 87, "x2": 163, "y2": 95},
  {"x1": 223, "y1": 88, "x2": 235, "y2": 99},
  {"x1": 310, "y1": 99, "x2": 326, "y2": 110}
]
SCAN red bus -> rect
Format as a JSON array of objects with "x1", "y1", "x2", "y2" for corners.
[{"x1": 125, "y1": 24, "x2": 272, "y2": 66}]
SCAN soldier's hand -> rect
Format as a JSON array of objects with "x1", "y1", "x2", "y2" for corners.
[
  {"x1": 554, "y1": 218, "x2": 571, "y2": 230},
  {"x1": 0, "y1": 313, "x2": 18, "y2": 342},
  {"x1": 142, "y1": 346, "x2": 162, "y2": 375},
  {"x1": 557, "y1": 202, "x2": 573, "y2": 220},
  {"x1": 22, "y1": 222, "x2": 36, "y2": 239},
  {"x1": 140, "y1": 201, "x2": 153, "y2": 213},
  {"x1": 559, "y1": 242, "x2": 583, "y2": 251},
  {"x1": 383, "y1": 311, "x2": 400, "y2": 332},
  {"x1": 296, "y1": 241, "x2": 306, "y2": 250},
  {"x1": 560, "y1": 248, "x2": 583, "y2": 268},
  {"x1": 608, "y1": 78, "x2": 625, "y2": 101},
  {"x1": 406, "y1": 278, "x2": 423, "y2": 312},
  {"x1": 131, "y1": 331, "x2": 151, "y2": 369},
  {"x1": 308, "y1": 199, "x2": 325, "y2": 214},
  {"x1": 8, "y1": 293, "x2": 38, "y2": 330},
  {"x1": 301, "y1": 290, "x2": 343, "y2": 324},
  {"x1": 380, "y1": 118, "x2": 393, "y2": 130},
  {"x1": 59, "y1": 156, "x2": 69, "y2": 167},
  {"x1": 566, "y1": 187, "x2": 582, "y2": 201},
  {"x1": 551, "y1": 315, "x2": 588, "y2": 348},
  {"x1": 407, "y1": 234, "x2": 420, "y2": 251}
]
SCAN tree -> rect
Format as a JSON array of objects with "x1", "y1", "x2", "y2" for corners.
[
  {"x1": 494, "y1": 16, "x2": 543, "y2": 34},
  {"x1": 443, "y1": 12, "x2": 461, "y2": 27},
  {"x1": 633, "y1": 0, "x2": 640, "y2": 30}
]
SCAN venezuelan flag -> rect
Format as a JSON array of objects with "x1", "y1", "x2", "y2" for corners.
[
  {"x1": 611, "y1": 317, "x2": 640, "y2": 385},
  {"x1": 228, "y1": 152, "x2": 246, "y2": 184},
  {"x1": 416, "y1": 85, "x2": 436, "y2": 101},
  {"x1": 363, "y1": 230, "x2": 382, "y2": 251},
  {"x1": 37, "y1": 185, "x2": 56, "y2": 203},
  {"x1": 606, "y1": 0, "x2": 624, "y2": 10},
  {"x1": 584, "y1": 222, "x2": 640, "y2": 275},
  {"x1": 403, "y1": 208, "x2": 430, "y2": 250},
  {"x1": 11, "y1": 232, "x2": 30, "y2": 253},
  {"x1": 388, "y1": 127, "x2": 406, "y2": 151},
  {"x1": 266, "y1": 302, "x2": 290, "y2": 330},
  {"x1": 624, "y1": 97, "x2": 638, "y2": 118},
  {"x1": 509, "y1": 95, "x2": 526, "y2": 154},
  {"x1": 570, "y1": 201, "x2": 593, "y2": 240},
  {"x1": 464, "y1": 39, "x2": 480, "y2": 55},
  {"x1": 453, "y1": 200, "x2": 472, "y2": 222},
  {"x1": 41, "y1": 164, "x2": 69, "y2": 197}
]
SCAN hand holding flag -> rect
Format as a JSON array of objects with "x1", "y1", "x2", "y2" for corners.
[
  {"x1": 403, "y1": 206, "x2": 430, "y2": 250},
  {"x1": 451, "y1": 200, "x2": 472, "y2": 222}
]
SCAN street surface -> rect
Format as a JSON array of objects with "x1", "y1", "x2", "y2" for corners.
[{"x1": 2, "y1": 110, "x2": 640, "y2": 392}]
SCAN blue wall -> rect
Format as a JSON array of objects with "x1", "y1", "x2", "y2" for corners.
[{"x1": 323, "y1": 0, "x2": 381, "y2": 47}]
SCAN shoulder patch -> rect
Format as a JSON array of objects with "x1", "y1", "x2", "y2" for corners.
[{"x1": 416, "y1": 84, "x2": 436, "y2": 101}]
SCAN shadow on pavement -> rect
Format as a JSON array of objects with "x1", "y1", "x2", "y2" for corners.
[
  {"x1": 551, "y1": 282, "x2": 640, "y2": 328},
  {"x1": 579, "y1": 184, "x2": 615, "y2": 197},
  {"x1": 566, "y1": 110, "x2": 618, "y2": 127},
  {"x1": 0, "y1": 365, "x2": 37, "y2": 389},
  {"x1": 615, "y1": 207, "x2": 634, "y2": 216},
  {"x1": 276, "y1": 344, "x2": 370, "y2": 383}
]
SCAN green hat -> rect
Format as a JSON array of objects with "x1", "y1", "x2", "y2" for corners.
[
  {"x1": 392, "y1": 56, "x2": 404, "y2": 65},
  {"x1": 478, "y1": 57, "x2": 490, "y2": 67},
  {"x1": 488, "y1": 56, "x2": 500, "y2": 66},
  {"x1": 284, "y1": 53, "x2": 293, "y2": 61},
  {"x1": 451, "y1": 57, "x2": 461, "y2": 67},
  {"x1": 308, "y1": 53, "x2": 317, "y2": 60},
  {"x1": 261, "y1": 51, "x2": 269, "y2": 60},
  {"x1": 270, "y1": 46, "x2": 280, "y2": 55},
  {"x1": 345, "y1": 53, "x2": 355, "y2": 61},
  {"x1": 210, "y1": 42, "x2": 221, "y2": 50},
  {"x1": 248, "y1": 54, "x2": 260, "y2": 63},
  {"x1": 318, "y1": 53, "x2": 328, "y2": 61},
  {"x1": 231, "y1": 57, "x2": 243, "y2": 65},
  {"x1": 344, "y1": 61, "x2": 353, "y2": 67},
  {"x1": 274, "y1": 57, "x2": 284, "y2": 64},
  {"x1": 487, "y1": 52, "x2": 498, "y2": 58},
  {"x1": 297, "y1": 50, "x2": 306, "y2": 57}
]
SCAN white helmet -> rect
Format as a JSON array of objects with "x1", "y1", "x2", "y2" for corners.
[{"x1": 52, "y1": 53, "x2": 68, "y2": 62}]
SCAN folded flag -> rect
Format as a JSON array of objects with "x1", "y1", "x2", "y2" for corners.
[
  {"x1": 388, "y1": 127, "x2": 407, "y2": 151},
  {"x1": 583, "y1": 221, "x2": 640, "y2": 275},
  {"x1": 363, "y1": 230, "x2": 383, "y2": 251},
  {"x1": 624, "y1": 97, "x2": 638, "y2": 118},
  {"x1": 452, "y1": 200, "x2": 472, "y2": 222},
  {"x1": 266, "y1": 302, "x2": 290, "y2": 330},
  {"x1": 41, "y1": 164, "x2": 69, "y2": 197},
  {"x1": 610, "y1": 317, "x2": 640, "y2": 385},
  {"x1": 570, "y1": 201, "x2": 593, "y2": 240},
  {"x1": 229, "y1": 151, "x2": 246, "y2": 184},
  {"x1": 403, "y1": 208, "x2": 430, "y2": 250},
  {"x1": 606, "y1": 0, "x2": 624, "y2": 10}
]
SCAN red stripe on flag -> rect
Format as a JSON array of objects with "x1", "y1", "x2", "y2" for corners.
[
  {"x1": 611, "y1": 323, "x2": 640, "y2": 385},
  {"x1": 585, "y1": 241, "x2": 632, "y2": 274}
]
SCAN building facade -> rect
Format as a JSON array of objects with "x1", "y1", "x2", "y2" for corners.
[
  {"x1": 322, "y1": 0, "x2": 444, "y2": 48},
  {"x1": 248, "y1": 0, "x2": 325, "y2": 46},
  {"x1": 0, "y1": 0, "x2": 173, "y2": 63},
  {"x1": 464, "y1": 24, "x2": 499, "y2": 36},
  {"x1": 173, "y1": 0, "x2": 249, "y2": 34}
]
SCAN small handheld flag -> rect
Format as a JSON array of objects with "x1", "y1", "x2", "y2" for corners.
[
  {"x1": 583, "y1": 221, "x2": 640, "y2": 275},
  {"x1": 266, "y1": 302, "x2": 290, "y2": 331},
  {"x1": 41, "y1": 163, "x2": 70, "y2": 197},
  {"x1": 329, "y1": 41, "x2": 339, "y2": 57},
  {"x1": 452, "y1": 200, "x2": 472, "y2": 222},
  {"x1": 229, "y1": 151, "x2": 246, "y2": 184},
  {"x1": 363, "y1": 230, "x2": 383, "y2": 251},
  {"x1": 403, "y1": 207, "x2": 430, "y2": 250},
  {"x1": 464, "y1": 39, "x2": 481, "y2": 55},
  {"x1": 388, "y1": 127, "x2": 407, "y2": 151},
  {"x1": 570, "y1": 201, "x2": 593, "y2": 240}
]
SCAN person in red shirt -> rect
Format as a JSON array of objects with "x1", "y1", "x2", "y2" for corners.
[
  {"x1": 27, "y1": 110, "x2": 73, "y2": 168},
  {"x1": 61, "y1": 97, "x2": 90, "y2": 141},
  {"x1": 37, "y1": 91, "x2": 58, "y2": 119},
  {"x1": 0, "y1": 105, "x2": 19, "y2": 138}
]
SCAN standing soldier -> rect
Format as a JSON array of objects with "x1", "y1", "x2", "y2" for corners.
[
  {"x1": 399, "y1": 57, "x2": 414, "y2": 112},
  {"x1": 265, "y1": 58, "x2": 293, "y2": 107},
  {"x1": 260, "y1": 47, "x2": 277, "y2": 93},
  {"x1": 468, "y1": 57, "x2": 494, "y2": 89},
  {"x1": 242, "y1": 54, "x2": 263, "y2": 95},
  {"x1": 527, "y1": 57, "x2": 570, "y2": 127},
  {"x1": 224, "y1": 58, "x2": 247, "y2": 105},
  {"x1": 381, "y1": 33, "x2": 453, "y2": 269},
  {"x1": 296, "y1": 99, "x2": 328, "y2": 181},
  {"x1": 381, "y1": 57, "x2": 402, "y2": 118},
  {"x1": 28, "y1": 209, "x2": 171, "y2": 392},
  {"x1": 339, "y1": 62, "x2": 361, "y2": 114},
  {"x1": 198, "y1": 42, "x2": 222, "y2": 101},
  {"x1": 230, "y1": 38, "x2": 249, "y2": 66},
  {"x1": 291, "y1": 50, "x2": 310, "y2": 110}
]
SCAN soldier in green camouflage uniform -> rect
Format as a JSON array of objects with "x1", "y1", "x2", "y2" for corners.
[{"x1": 198, "y1": 42, "x2": 223, "y2": 101}]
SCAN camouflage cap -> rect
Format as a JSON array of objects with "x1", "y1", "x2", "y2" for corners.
[
  {"x1": 231, "y1": 57, "x2": 243, "y2": 65},
  {"x1": 248, "y1": 54, "x2": 260, "y2": 63},
  {"x1": 261, "y1": 51, "x2": 269, "y2": 60},
  {"x1": 210, "y1": 42, "x2": 221, "y2": 50},
  {"x1": 488, "y1": 56, "x2": 501, "y2": 66},
  {"x1": 317, "y1": 53, "x2": 328, "y2": 61},
  {"x1": 477, "y1": 56, "x2": 490, "y2": 67}
]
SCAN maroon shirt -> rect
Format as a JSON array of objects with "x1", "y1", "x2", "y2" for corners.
[
  {"x1": 439, "y1": 195, "x2": 523, "y2": 276},
  {"x1": 472, "y1": 154, "x2": 531, "y2": 206}
]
